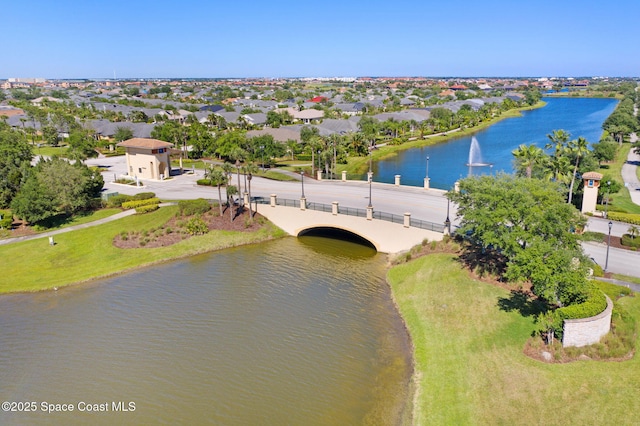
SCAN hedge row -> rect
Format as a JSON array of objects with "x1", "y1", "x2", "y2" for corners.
[
  {"x1": 607, "y1": 212, "x2": 640, "y2": 225},
  {"x1": 621, "y1": 234, "x2": 640, "y2": 249},
  {"x1": 196, "y1": 179, "x2": 212, "y2": 186},
  {"x1": 107, "y1": 192, "x2": 156, "y2": 207},
  {"x1": 557, "y1": 284, "x2": 607, "y2": 321},
  {"x1": 122, "y1": 198, "x2": 161, "y2": 210},
  {"x1": 178, "y1": 199, "x2": 211, "y2": 216},
  {"x1": 135, "y1": 204, "x2": 159, "y2": 214}
]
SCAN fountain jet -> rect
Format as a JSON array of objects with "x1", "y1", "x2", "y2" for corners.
[{"x1": 465, "y1": 136, "x2": 492, "y2": 167}]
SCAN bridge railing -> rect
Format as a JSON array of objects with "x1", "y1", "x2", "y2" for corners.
[{"x1": 254, "y1": 197, "x2": 445, "y2": 233}]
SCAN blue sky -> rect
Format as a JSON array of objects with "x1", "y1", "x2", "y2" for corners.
[{"x1": 2, "y1": 0, "x2": 639, "y2": 79}]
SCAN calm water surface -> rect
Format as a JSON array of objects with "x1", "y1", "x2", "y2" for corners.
[
  {"x1": 374, "y1": 97, "x2": 619, "y2": 188},
  {"x1": 0, "y1": 238, "x2": 411, "y2": 425}
]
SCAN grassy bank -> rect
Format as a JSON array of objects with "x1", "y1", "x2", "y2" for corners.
[
  {"x1": 339, "y1": 102, "x2": 546, "y2": 176},
  {"x1": 598, "y1": 143, "x2": 640, "y2": 215},
  {"x1": 388, "y1": 253, "x2": 640, "y2": 425},
  {"x1": 0, "y1": 205, "x2": 286, "y2": 293}
]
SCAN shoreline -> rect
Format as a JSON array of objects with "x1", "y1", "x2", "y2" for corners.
[{"x1": 341, "y1": 101, "x2": 547, "y2": 175}]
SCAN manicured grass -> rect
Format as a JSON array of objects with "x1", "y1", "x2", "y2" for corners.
[
  {"x1": 613, "y1": 274, "x2": 640, "y2": 286},
  {"x1": 29, "y1": 208, "x2": 122, "y2": 232},
  {"x1": 388, "y1": 253, "x2": 640, "y2": 425},
  {"x1": 598, "y1": 144, "x2": 640, "y2": 215},
  {"x1": 33, "y1": 145, "x2": 67, "y2": 157},
  {"x1": 256, "y1": 170, "x2": 298, "y2": 181},
  {"x1": 0, "y1": 205, "x2": 285, "y2": 293}
]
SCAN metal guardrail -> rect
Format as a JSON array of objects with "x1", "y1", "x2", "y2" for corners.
[{"x1": 253, "y1": 197, "x2": 445, "y2": 233}]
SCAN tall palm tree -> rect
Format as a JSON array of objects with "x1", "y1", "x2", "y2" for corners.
[
  {"x1": 244, "y1": 163, "x2": 259, "y2": 217},
  {"x1": 512, "y1": 144, "x2": 545, "y2": 178},
  {"x1": 221, "y1": 162, "x2": 234, "y2": 206},
  {"x1": 566, "y1": 137, "x2": 590, "y2": 204},
  {"x1": 545, "y1": 129, "x2": 570, "y2": 156},
  {"x1": 205, "y1": 165, "x2": 228, "y2": 215}
]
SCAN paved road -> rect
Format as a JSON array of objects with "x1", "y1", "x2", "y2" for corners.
[
  {"x1": 86, "y1": 156, "x2": 456, "y2": 228},
  {"x1": 585, "y1": 216, "x2": 638, "y2": 237},
  {"x1": 582, "y1": 241, "x2": 640, "y2": 278}
]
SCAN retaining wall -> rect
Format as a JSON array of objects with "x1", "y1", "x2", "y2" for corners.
[{"x1": 562, "y1": 296, "x2": 612, "y2": 348}]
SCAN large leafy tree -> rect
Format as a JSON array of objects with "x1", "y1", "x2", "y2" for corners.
[
  {"x1": 11, "y1": 158, "x2": 103, "y2": 224},
  {"x1": 0, "y1": 124, "x2": 33, "y2": 208},
  {"x1": 448, "y1": 174, "x2": 588, "y2": 307}
]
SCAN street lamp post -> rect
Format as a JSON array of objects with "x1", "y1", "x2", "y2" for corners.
[
  {"x1": 425, "y1": 156, "x2": 429, "y2": 179},
  {"x1": 368, "y1": 171, "x2": 373, "y2": 208},
  {"x1": 605, "y1": 180, "x2": 611, "y2": 218},
  {"x1": 605, "y1": 220, "x2": 612, "y2": 273},
  {"x1": 444, "y1": 198, "x2": 451, "y2": 235},
  {"x1": 300, "y1": 170, "x2": 305, "y2": 198}
]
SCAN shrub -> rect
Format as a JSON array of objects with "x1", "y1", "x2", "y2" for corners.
[
  {"x1": 135, "y1": 204, "x2": 159, "y2": 214},
  {"x1": 557, "y1": 284, "x2": 607, "y2": 321},
  {"x1": 107, "y1": 194, "x2": 133, "y2": 207},
  {"x1": 122, "y1": 198, "x2": 160, "y2": 210},
  {"x1": 185, "y1": 216, "x2": 209, "y2": 235},
  {"x1": 196, "y1": 179, "x2": 212, "y2": 186},
  {"x1": 0, "y1": 216, "x2": 12, "y2": 229},
  {"x1": 621, "y1": 234, "x2": 640, "y2": 249},
  {"x1": 178, "y1": 199, "x2": 211, "y2": 216},
  {"x1": 607, "y1": 212, "x2": 640, "y2": 225},
  {"x1": 132, "y1": 192, "x2": 156, "y2": 201},
  {"x1": 591, "y1": 262, "x2": 604, "y2": 277}
]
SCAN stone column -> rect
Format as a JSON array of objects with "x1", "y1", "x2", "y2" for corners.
[
  {"x1": 404, "y1": 212, "x2": 411, "y2": 228},
  {"x1": 317, "y1": 170, "x2": 322, "y2": 181},
  {"x1": 300, "y1": 197, "x2": 306, "y2": 210},
  {"x1": 424, "y1": 177, "x2": 430, "y2": 190},
  {"x1": 342, "y1": 170, "x2": 347, "y2": 182},
  {"x1": 270, "y1": 194, "x2": 277, "y2": 207},
  {"x1": 395, "y1": 175, "x2": 401, "y2": 186},
  {"x1": 366, "y1": 206, "x2": 373, "y2": 220},
  {"x1": 332, "y1": 201, "x2": 339, "y2": 215},
  {"x1": 454, "y1": 181, "x2": 460, "y2": 193},
  {"x1": 243, "y1": 192, "x2": 249, "y2": 205}
]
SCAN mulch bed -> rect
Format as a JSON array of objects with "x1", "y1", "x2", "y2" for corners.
[{"x1": 112, "y1": 206, "x2": 264, "y2": 249}]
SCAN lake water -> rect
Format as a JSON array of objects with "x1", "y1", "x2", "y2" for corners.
[
  {"x1": 373, "y1": 97, "x2": 619, "y2": 189},
  {"x1": 0, "y1": 238, "x2": 411, "y2": 425}
]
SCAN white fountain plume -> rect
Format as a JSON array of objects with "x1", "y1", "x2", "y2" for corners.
[{"x1": 466, "y1": 137, "x2": 491, "y2": 167}]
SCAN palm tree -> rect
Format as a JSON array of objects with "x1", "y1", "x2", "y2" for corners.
[
  {"x1": 545, "y1": 129, "x2": 571, "y2": 156},
  {"x1": 226, "y1": 185, "x2": 238, "y2": 223},
  {"x1": 566, "y1": 137, "x2": 590, "y2": 204},
  {"x1": 221, "y1": 162, "x2": 234, "y2": 206},
  {"x1": 204, "y1": 165, "x2": 228, "y2": 215},
  {"x1": 512, "y1": 144, "x2": 545, "y2": 178},
  {"x1": 244, "y1": 163, "x2": 259, "y2": 217}
]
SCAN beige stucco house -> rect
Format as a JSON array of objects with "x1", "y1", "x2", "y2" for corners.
[{"x1": 117, "y1": 138, "x2": 173, "y2": 180}]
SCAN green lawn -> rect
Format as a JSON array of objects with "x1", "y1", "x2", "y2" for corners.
[
  {"x1": 33, "y1": 145, "x2": 67, "y2": 157},
  {"x1": 598, "y1": 144, "x2": 640, "y2": 215},
  {"x1": 388, "y1": 253, "x2": 640, "y2": 425},
  {"x1": 0, "y1": 205, "x2": 285, "y2": 293}
]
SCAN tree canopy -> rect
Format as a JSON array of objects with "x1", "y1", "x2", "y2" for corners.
[
  {"x1": 448, "y1": 174, "x2": 589, "y2": 307},
  {"x1": 0, "y1": 123, "x2": 33, "y2": 208}
]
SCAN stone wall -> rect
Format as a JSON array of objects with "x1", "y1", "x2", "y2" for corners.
[{"x1": 562, "y1": 296, "x2": 612, "y2": 348}]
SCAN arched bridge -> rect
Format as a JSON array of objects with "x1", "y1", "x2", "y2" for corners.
[{"x1": 255, "y1": 196, "x2": 446, "y2": 254}]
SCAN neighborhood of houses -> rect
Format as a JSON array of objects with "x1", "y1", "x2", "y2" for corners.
[{"x1": 0, "y1": 76, "x2": 596, "y2": 149}]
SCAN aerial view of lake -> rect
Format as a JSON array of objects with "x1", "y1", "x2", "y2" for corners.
[
  {"x1": 373, "y1": 97, "x2": 619, "y2": 189},
  {"x1": 0, "y1": 96, "x2": 619, "y2": 425},
  {"x1": 0, "y1": 237, "x2": 411, "y2": 425}
]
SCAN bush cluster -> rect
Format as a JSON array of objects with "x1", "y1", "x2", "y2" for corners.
[
  {"x1": 178, "y1": 199, "x2": 211, "y2": 216},
  {"x1": 557, "y1": 284, "x2": 608, "y2": 321},
  {"x1": 196, "y1": 179, "x2": 212, "y2": 186},
  {"x1": 122, "y1": 198, "x2": 160, "y2": 210},
  {"x1": 621, "y1": 234, "x2": 640, "y2": 249},
  {"x1": 135, "y1": 204, "x2": 159, "y2": 214},
  {"x1": 107, "y1": 192, "x2": 156, "y2": 207},
  {"x1": 185, "y1": 216, "x2": 209, "y2": 235},
  {"x1": 607, "y1": 212, "x2": 640, "y2": 225}
]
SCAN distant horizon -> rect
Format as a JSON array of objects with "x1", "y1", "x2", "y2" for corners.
[
  {"x1": 4, "y1": 75, "x2": 638, "y2": 81},
  {"x1": 4, "y1": 0, "x2": 639, "y2": 79}
]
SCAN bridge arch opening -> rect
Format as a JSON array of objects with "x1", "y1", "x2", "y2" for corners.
[{"x1": 297, "y1": 227, "x2": 377, "y2": 251}]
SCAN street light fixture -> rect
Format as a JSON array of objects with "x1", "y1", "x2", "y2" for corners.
[
  {"x1": 444, "y1": 198, "x2": 451, "y2": 235},
  {"x1": 300, "y1": 170, "x2": 305, "y2": 198},
  {"x1": 605, "y1": 220, "x2": 612, "y2": 273},
  {"x1": 605, "y1": 180, "x2": 611, "y2": 218},
  {"x1": 425, "y1": 156, "x2": 430, "y2": 179},
  {"x1": 368, "y1": 171, "x2": 373, "y2": 208}
]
